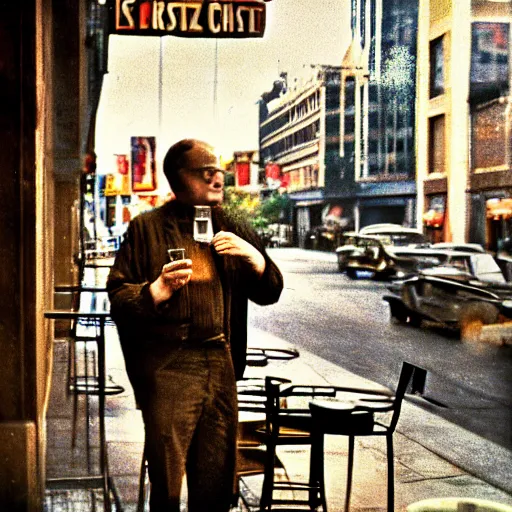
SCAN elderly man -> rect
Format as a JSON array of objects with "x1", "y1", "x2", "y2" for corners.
[{"x1": 107, "y1": 139, "x2": 283, "y2": 511}]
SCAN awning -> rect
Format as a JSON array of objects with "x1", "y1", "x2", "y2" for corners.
[
  {"x1": 486, "y1": 198, "x2": 512, "y2": 219},
  {"x1": 295, "y1": 200, "x2": 325, "y2": 207}
]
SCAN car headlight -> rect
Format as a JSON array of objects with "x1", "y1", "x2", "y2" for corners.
[
  {"x1": 502, "y1": 299, "x2": 512, "y2": 309},
  {"x1": 395, "y1": 271, "x2": 405, "y2": 278}
]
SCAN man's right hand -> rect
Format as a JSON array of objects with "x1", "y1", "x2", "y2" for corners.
[{"x1": 149, "y1": 259, "x2": 193, "y2": 305}]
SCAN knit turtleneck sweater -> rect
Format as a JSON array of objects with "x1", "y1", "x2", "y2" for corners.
[{"x1": 166, "y1": 201, "x2": 225, "y2": 341}]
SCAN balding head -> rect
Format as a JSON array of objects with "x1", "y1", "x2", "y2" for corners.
[{"x1": 163, "y1": 139, "x2": 220, "y2": 193}]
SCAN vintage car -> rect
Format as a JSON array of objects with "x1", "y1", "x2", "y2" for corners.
[
  {"x1": 335, "y1": 224, "x2": 430, "y2": 278},
  {"x1": 383, "y1": 252, "x2": 512, "y2": 341}
]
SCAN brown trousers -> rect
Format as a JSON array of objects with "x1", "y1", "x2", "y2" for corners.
[{"x1": 137, "y1": 342, "x2": 238, "y2": 512}]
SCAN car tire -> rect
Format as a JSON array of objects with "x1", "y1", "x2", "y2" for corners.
[
  {"x1": 337, "y1": 258, "x2": 347, "y2": 273},
  {"x1": 389, "y1": 301, "x2": 408, "y2": 323},
  {"x1": 459, "y1": 302, "x2": 499, "y2": 342},
  {"x1": 346, "y1": 268, "x2": 358, "y2": 279},
  {"x1": 409, "y1": 313, "x2": 422, "y2": 328}
]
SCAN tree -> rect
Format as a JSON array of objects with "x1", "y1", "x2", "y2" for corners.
[
  {"x1": 223, "y1": 187, "x2": 262, "y2": 226},
  {"x1": 260, "y1": 192, "x2": 291, "y2": 224},
  {"x1": 223, "y1": 188, "x2": 291, "y2": 233}
]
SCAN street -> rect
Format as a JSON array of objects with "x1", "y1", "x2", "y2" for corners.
[{"x1": 249, "y1": 248, "x2": 512, "y2": 450}]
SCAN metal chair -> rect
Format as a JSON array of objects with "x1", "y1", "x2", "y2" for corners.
[{"x1": 308, "y1": 361, "x2": 419, "y2": 512}]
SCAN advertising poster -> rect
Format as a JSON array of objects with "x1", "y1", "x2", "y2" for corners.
[{"x1": 131, "y1": 136, "x2": 157, "y2": 192}]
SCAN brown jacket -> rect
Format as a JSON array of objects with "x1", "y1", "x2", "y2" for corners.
[{"x1": 107, "y1": 200, "x2": 283, "y2": 381}]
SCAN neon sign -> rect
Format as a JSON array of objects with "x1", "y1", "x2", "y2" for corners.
[{"x1": 112, "y1": 0, "x2": 267, "y2": 38}]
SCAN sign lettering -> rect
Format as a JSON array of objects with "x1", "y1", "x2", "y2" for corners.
[{"x1": 111, "y1": 0, "x2": 267, "y2": 38}]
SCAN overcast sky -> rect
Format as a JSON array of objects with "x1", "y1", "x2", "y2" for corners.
[{"x1": 95, "y1": 0, "x2": 351, "y2": 193}]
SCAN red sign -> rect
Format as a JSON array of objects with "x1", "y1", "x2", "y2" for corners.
[
  {"x1": 236, "y1": 162, "x2": 250, "y2": 186},
  {"x1": 265, "y1": 163, "x2": 281, "y2": 180},
  {"x1": 280, "y1": 173, "x2": 290, "y2": 189},
  {"x1": 116, "y1": 154, "x2": 129, "y2": 175},
  {"x1": 112, "y1": 0, "x2": 267, "y2": 38}
]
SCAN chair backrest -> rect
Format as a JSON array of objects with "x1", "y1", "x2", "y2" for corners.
[
  {"x1": 264, "y1": 376, "x2": 291, "y2": 438},
  {"x1": 388, "y1": 361, "x2": 417, "y2": 432}
]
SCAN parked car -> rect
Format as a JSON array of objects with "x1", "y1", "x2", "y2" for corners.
[
  {"x1": 335, "y1": 224, "x2": 430, "y2": 278},
  {"x1": 383, "y1": 252, "x2": 512, "y2": 341}
]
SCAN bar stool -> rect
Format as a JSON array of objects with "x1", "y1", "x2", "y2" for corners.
[{"x1": 45, "y1": 310, "x2": 119, "y2": 512}]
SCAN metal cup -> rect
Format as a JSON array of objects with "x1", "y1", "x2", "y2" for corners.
[{"x1": 168, "y1": 248, "x2": 186, "y2": 262}]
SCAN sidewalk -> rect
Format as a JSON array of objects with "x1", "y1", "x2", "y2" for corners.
[{"x1": 45, "y1": 323, "x2": 512, "y2": 511}]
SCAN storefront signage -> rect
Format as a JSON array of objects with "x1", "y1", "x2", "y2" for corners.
[
  {"x1": 105, "y1": 174, "x2": 131, "y2": 196},
  {"x1": 111, "y1": 0, "x2": 267, "y2": 38}
]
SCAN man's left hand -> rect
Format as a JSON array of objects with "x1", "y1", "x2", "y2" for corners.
[{"x1": 212, "y1": 231, "x2": 265, "y2": 276}]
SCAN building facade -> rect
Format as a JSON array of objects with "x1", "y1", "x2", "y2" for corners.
[
  {"x1": 341, "y1": 0, "x2": 419, "y2": 231},
  {"x1": 259, "y1": 66, "x2": 345, "y2": 248},
  {"x1": 416, "y1": 0, "x2": 512, "y2": 249},
  {"x1": 0, "y1": 1, "x2": 108, "y2": 508}
]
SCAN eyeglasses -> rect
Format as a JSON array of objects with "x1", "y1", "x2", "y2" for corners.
[{"x1": 188, "y1": 167, "x2": 226, "y2": 183}]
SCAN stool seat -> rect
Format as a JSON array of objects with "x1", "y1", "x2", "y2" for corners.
[{"x1": 309, "y1": 401, "x2": 375, "y2": 435}]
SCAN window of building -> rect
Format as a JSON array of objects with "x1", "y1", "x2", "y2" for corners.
[
  {"x1": 311, "y1": 164, "x2": 319, "y2": 187},
  {"x1": 290, "y1": 170, "x2": 301, "y2": 190},
  {"x1": 303, "y1": 166, "x2": 312, "y2": 188},
  {"x1": 344, "y1": 76, "x2": 355, "y2": 107},
  {"x1": 428, "y1": 115, "x2": 445, "y2": 174},
  {"x1": 470, "y1": 22, "x2": 510, "y2": 102},
  {"x1": 368, "y1": 111, "x2": 378, "y2": 128},
  {"x1": 430, "y1": 36, "x2": 444, "y2": 98},
  {"x1": 344, "y1": 114, "x2": 355, "y2": 134},
  {"x1": 423, "y1": 194, "x2": 446, "y2": 241},
  {"x1": 472, "y1": 100, "x2": 507, "y2": 170}
]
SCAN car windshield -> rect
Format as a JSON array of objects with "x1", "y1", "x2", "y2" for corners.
[
  {"x1": 471, "y1": 254, "x2": 506, "y2": 283},
  {"x1": 447, "y1": 256, "x2": 470, "y2": 272},
  {"x1": 387, "y1": 233, "x2": 427, "y2": 246},
  {"x1": 367, "y1": 232, "x2": 427, "y2": 246}
]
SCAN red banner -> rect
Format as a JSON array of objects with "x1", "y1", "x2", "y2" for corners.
[
  {"x1": 280, "y1": 173, "x2": 290, "y2": 188},
  {"x1": 236, "y1": 162, "x2": 250, "y2": 186},
  {"x1": 265, "y1": 163, "x2": 281, "y2": 180},
  {"x1": 116, "y1": 154, "x2": 129, "y2": 175}
]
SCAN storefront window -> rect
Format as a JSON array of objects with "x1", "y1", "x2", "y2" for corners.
[
  {"x1": 423, "y1": 195, "x2": 446, "y2": 243},
  {"x1": 486, "y1": 197, "x2": 512, "y2": 253}
]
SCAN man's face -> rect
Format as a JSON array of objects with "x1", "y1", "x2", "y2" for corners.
[{"x1": 176, "y1": 143, "x2": 225, "y2": 206}]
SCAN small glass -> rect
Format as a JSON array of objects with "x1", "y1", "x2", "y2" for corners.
[
  {"x1": 193, "y1": 206, "x2": 213, "y2": 243},
  {"x1": 168, "y1": 248, "x2": 186, "y2": 262}
]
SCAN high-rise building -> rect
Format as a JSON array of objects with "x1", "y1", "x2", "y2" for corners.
[{"x1": 340, "y1": 0, "x2": 419, "y2": 230}]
